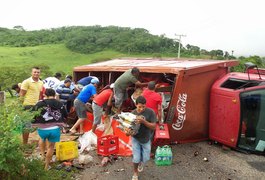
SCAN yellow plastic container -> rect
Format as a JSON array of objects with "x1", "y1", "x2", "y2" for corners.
[{"x1": 56, "y1": 141, "x2": 78, "y2": 161}]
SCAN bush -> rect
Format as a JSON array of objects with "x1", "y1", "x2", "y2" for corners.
[
  {"x1": 152, "y1": 53, "x2": 162, "y2": 58},
  {"x1": 0, "y1": 100, "x2": 74, "y2": 179},
  {"x1": 0, "y1": 65, "x2": 53, "y2": 91},
  {"x1": 0, "y1": 100, "x2": 46, "y2": 179}
]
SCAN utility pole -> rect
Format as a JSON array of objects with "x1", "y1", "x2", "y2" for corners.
[{"x1": 175, "y1": 34, "x2": 186, "y2": 59}]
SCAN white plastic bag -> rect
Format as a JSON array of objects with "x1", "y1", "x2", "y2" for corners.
[
  {"x1": 78, "y1": 154, "x2": 93, "y2": 164},
  {"x1": 78, "y1": 130, "x2": 97, "y2": 153},
  {"x1": 103, "y1": 116, "x2": 113, "y2": 136},
  {"x1": 96, "y1": 123, "x2": 105, "y2": 131}
]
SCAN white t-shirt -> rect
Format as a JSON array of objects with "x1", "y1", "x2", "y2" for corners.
[{"x1": 43, "y1": 77, "x2": 61, "y2": 90}]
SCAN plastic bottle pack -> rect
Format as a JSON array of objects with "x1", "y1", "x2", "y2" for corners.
[{"x1": 155, "y1": 145, "x2": 172, "y2": 166}]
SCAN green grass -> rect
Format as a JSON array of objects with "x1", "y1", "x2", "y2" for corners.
[
  {"x1": 1, "y1": 44, "x2": 205, "y2": 76},
  {"x1": 0, "y1": 44, "x2": 126, "y2": 74}
]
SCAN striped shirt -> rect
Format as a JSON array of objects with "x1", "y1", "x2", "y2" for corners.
[{"x1": 56, "y1": 84, "x2": 73, "y2": 104}]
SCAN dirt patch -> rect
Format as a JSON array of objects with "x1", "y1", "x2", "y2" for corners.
[{"x1": 77, "y1": 141, "x2": 265, "y2": 180}]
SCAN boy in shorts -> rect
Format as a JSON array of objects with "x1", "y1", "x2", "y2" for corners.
[{"x1": 125, "y1": 96, "x2": 156, "y2": 180}]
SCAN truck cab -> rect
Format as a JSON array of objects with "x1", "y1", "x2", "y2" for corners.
[{"x1": 209, "y1": 63, "x2": 265, "y2": 153}]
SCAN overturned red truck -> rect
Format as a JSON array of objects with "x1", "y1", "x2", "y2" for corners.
[{"x1": 73, "y1": 58, "x2": 265, "y2": 154}]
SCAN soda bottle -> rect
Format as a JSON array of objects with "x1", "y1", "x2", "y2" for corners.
[
  {"x1": 161, "y1": 146, "x2": 167, "y2": 166},
  {"x1": 163, "y1": 145, "x2": 168, "y2": 165},
  {"x1": 165, "y1": 146, "x2": 172, "y2": 165},
  {"x1": 155, "y1": 146, "x2": 162, "y2": 166}
]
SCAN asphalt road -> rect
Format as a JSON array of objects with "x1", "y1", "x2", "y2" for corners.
[{"x1": 78, "y1": 141, "x2": 265, "y2": 180}]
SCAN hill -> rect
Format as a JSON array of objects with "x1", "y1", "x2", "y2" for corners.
[
  {"x1": 0, "y1": 26, "x2": 234, "y2": 59},
  {"x1": 0, "y1": 44, "x2": 125, "y2": 89},
  {"x1": 0, "y1": 44, "x2": 125, "y2": 74}
]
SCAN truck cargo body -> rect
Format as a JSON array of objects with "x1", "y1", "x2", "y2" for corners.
[{"x1": 73, "y1": 58, "x2": 238, "y2": 143}]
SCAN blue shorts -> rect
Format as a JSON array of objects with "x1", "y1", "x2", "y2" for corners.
[
  {"x1": 37, "y1": 127, "x2": 61, "y2": 143},
  {"x1": 132, "y1": 137, "x2": 151, "y2": 164}
]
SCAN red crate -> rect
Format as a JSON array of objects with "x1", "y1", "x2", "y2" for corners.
[
  {"x1": 153, "y1": 123, "x2": 170, "y2": 146},
  {"x1": 97, "y1": 135, "x2": 119, "y2": 156}
]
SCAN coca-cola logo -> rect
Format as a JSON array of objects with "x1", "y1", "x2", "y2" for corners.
[{"x1": 172, "y1": 93, "x2": 187, "y2": 130}]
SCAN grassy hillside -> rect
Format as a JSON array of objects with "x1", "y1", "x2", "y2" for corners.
[
  {"x1": 0, "y1": 44, "x2": 125, "y2": 74},
  {"x1": 0, "y1": 44, "x2": 179, "y2": 90}
]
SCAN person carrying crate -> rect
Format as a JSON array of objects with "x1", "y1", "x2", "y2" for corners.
[{"x1": 125, "y1": 96, "x2": 156, "y2": 180}]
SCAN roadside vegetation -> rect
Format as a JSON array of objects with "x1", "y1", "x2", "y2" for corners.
[
  {"x1": 0, "y1": 100, "x2": 77, "y2": 179},
  {"x1": 0, "y1": 25, "x2": 237, "y2": 58}
]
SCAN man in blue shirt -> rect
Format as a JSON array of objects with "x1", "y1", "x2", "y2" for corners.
[{"x1": 69, "y1": 78, "x2": 99, "y2": 134}]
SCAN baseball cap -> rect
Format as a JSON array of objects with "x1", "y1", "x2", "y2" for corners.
[{"x1": 91, "y1": 78, "x2": 99, "y2": 84}]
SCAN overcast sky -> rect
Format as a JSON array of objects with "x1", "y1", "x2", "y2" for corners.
[{"x1": 1, "y1": 0, "x2": 264, "y2": 57}]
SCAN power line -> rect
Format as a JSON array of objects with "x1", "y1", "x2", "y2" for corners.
[{"x1": 175, "y1": 34, "x2": 186, "y2": 59}]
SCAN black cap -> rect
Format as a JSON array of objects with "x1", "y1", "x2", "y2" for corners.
[
  {"x1": 55, "y1": 72, "x2": 62, "y2": 78},
  {"x1": 64, "y1": 78, "x2": 72, "y2": 84}
]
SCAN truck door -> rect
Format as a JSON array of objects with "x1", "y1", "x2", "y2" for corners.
[{"x1": 238, "y1": 89, "x2": 265, "y2": 153}]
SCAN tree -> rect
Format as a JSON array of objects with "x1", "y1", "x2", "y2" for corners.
[
  {"x1": 13, "y1": 25, "x2": 25, "y2": 31},
  {"x1": 231, "y1": 55, "x2": 264, "y2": 72},
  {"x1": 215, "y1": 49, "x2": 224, "y2": 57},
  {"x1": 184, "y1": 44, "x2": 200, "y2": 56},
  {"x1": 200, "y1": 49, "x2": 209, "y2": 55},
  {"x1": 0, "y1": 25, "x2": 239, "y2": 57},
  {"x1": 224, "y1": 51, "x2": 229, "y2": 59}
]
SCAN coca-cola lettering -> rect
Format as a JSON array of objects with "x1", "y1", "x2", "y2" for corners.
[
  {"x1": 177, "y1": 105, "x2": 186, "y2": 114},
  {"x1": 179, "y1": 94, "x2": 187, "y2": 102},
  {"x1": 172, "y1": 93, "x2": 187, "y2": 130}
]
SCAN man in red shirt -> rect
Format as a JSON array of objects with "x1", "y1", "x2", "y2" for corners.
[
  {"x1": 91, "y1": 84, "x2": 114, "y2": 133},
  {"x1": 142, "y1": 81, "x2": 162, "y2": 123}
]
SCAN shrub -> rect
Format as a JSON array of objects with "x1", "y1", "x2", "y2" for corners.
[
  {"x1": 0, "y1": 100, "x2": 45, "y2": 179},
  {"x1": 0, "y1": 65, "x2": 53, "y2": 91}
]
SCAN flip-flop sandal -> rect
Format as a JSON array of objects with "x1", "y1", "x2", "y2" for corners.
[
  {"x1": 75, "y1": 132, "x2": 84, "y2": 136},
  {"x1": 56, "y1": 163, "x2": 64, "y2": 170},
  {"x1": 72, "y1": 164, "x2": 85, "y2": 170},
  {"x1": 138, "y1": 162, "x2": 144, "y2": 172},
  {"x1": 132, "y1": 175, "x2": 138, "y2": 180},
  {"x1": 68, "y1": 129, "x2": 77, "y2": 135}
]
